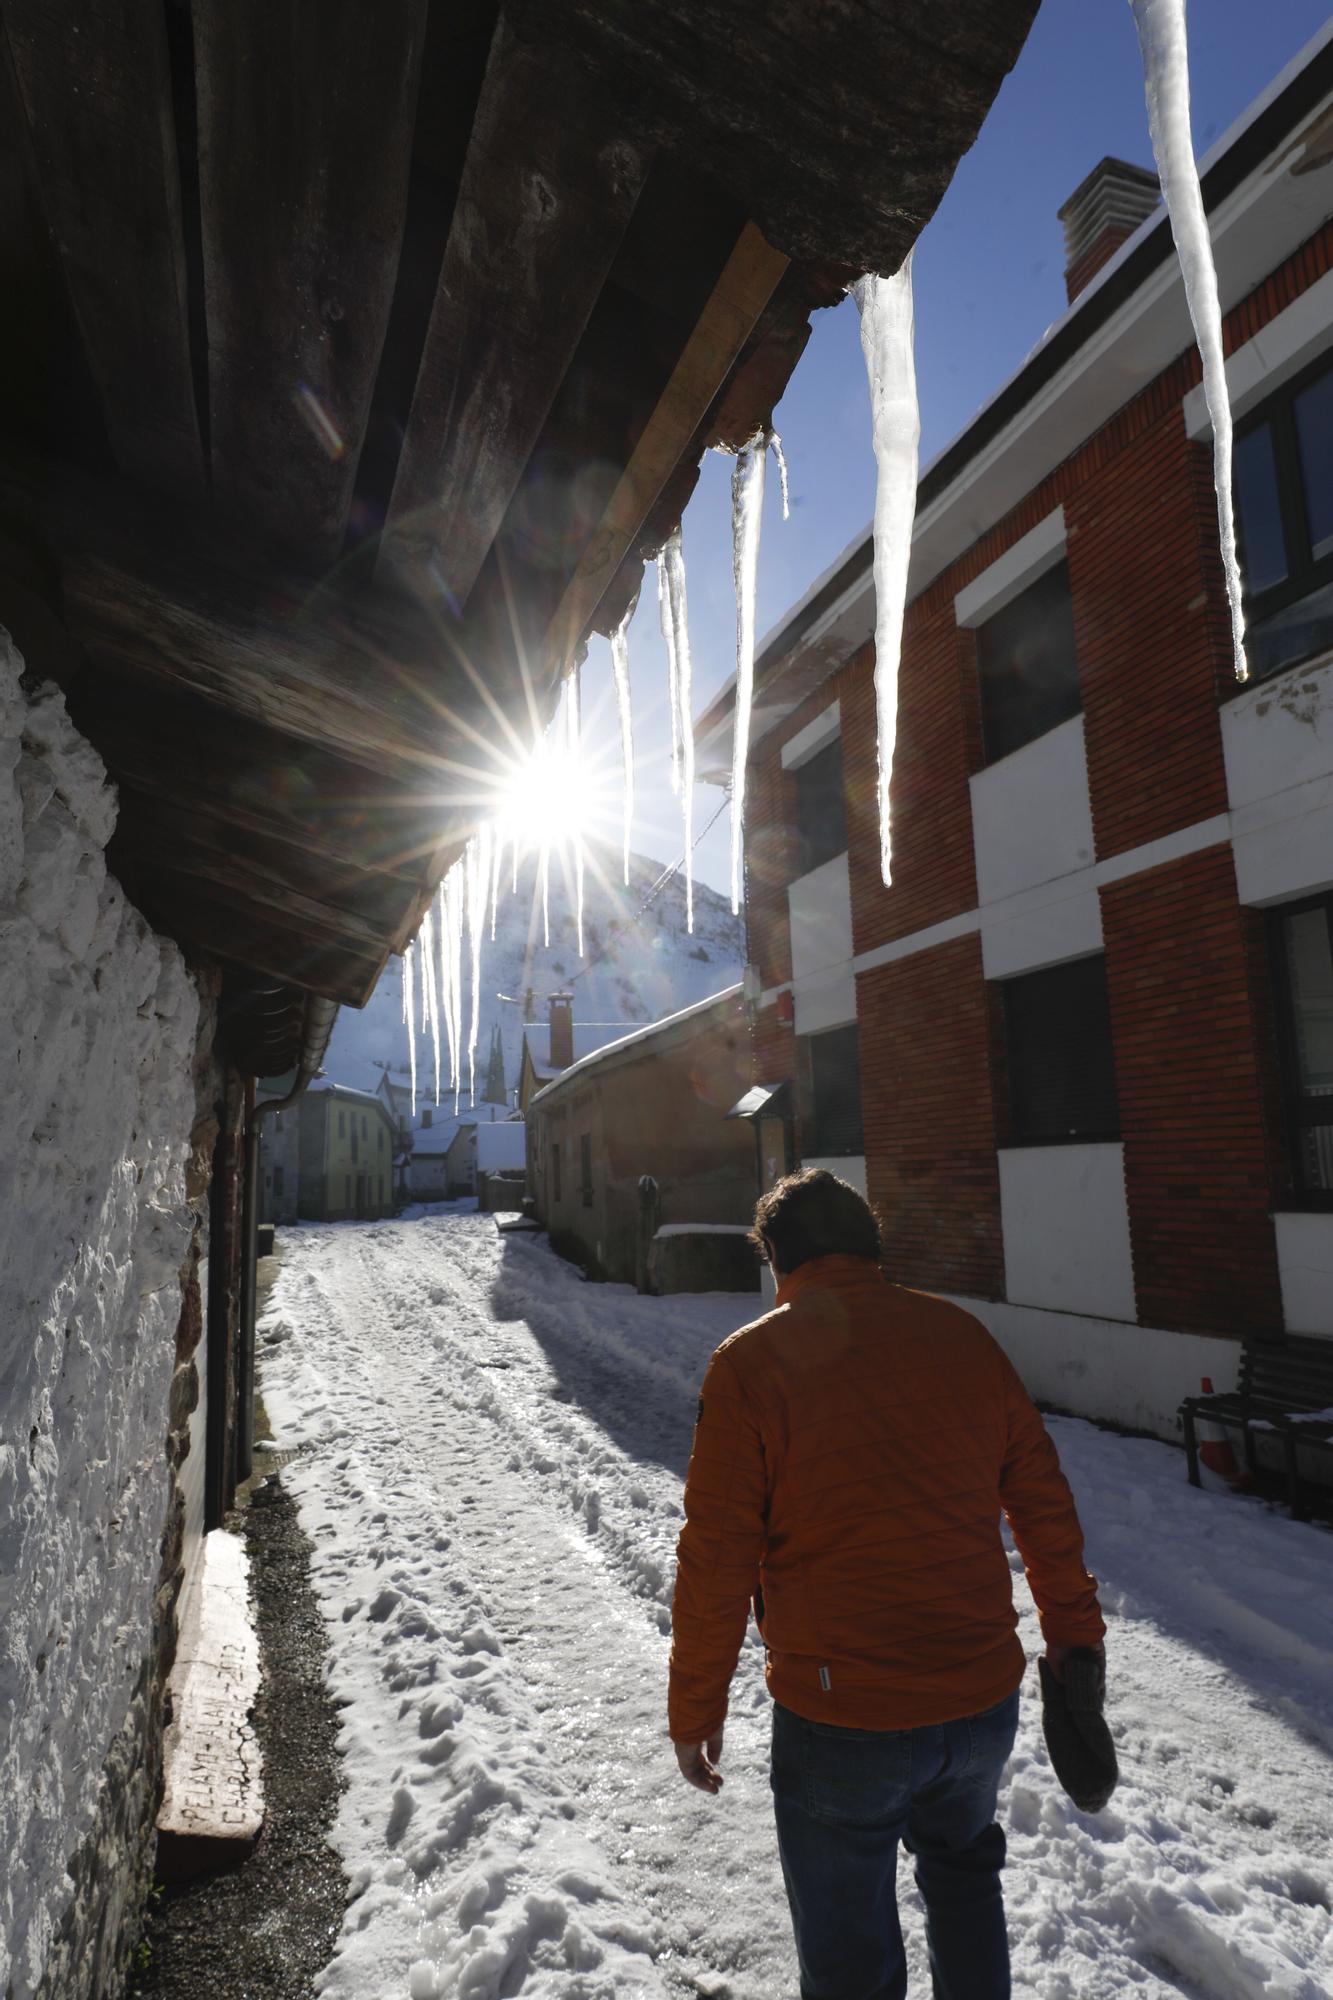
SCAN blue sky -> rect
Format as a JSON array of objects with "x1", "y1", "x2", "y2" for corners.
[{"x1": 572, "y1": 1, "x2": 1333, "y2": 901}]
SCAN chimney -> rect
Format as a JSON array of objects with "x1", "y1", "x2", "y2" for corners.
[
  {"x1": 1058, "y1": 158, "x2": 1159, "y2": 305},
  {"x1": 549, "y1": 991, "x2": 574, "y2": 1071}
]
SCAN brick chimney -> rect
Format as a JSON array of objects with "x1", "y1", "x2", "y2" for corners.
[
  {"x1": 548, "y1": 991, "x2": 574, "y2": 1071},
  {"x1": 1058, "y1": 158, "x2": 1159, "y2": 304}
]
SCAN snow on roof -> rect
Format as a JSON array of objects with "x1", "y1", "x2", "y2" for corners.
[
  {"x1": 307, "y1": 1080, "x2": 394, "y2": 1116},
  {"x1": 521, "y1": 1023, "x2": 629, "y2": 1078},
  {"x1": 530, "y1": 985, "x2": 742, "y2": 1107},
  {"x1": 475, "y1": 1122, "x2": 527, "y2": 1170}
]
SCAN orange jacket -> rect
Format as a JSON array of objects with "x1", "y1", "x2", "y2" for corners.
[{"x1": 668, "y1": 1256, "x2": 1104, "y2": 1742}]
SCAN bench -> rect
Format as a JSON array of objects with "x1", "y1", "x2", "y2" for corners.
[{"x1": 1180, "y1": 1335, "x2": 1333, "y2": 1519}]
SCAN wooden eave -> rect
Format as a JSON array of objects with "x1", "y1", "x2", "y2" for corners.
[{"x1": 0, "y1": 0, "x2": 1038, "y2": 1068}]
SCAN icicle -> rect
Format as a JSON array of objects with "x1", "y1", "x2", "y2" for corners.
[
  {"x1": 465, "y1": 829, "x2": 490, "y2": 1104},
  {"x1": 420, "y1": 906, "x2": 442, "y2": 1105},
  {"x1": 565, "y1": 670, "x2": 586, "y2": 957},
  {"x1": 402, "y1": 942, "x2": 417, "y2": 1115},
  {"x1": 489, "y1": 823, "x2": 503, "y2": 942},
  {"x1": 436, "y1": 884, "x2": 455, "y2": 1099},
  {"x1": 1129, "y1": 0, "x2": 1246, "y2": 679},
  {"x1": 610, "y1": 601, "x2": 636, "y2": 886},
  {"x1": 661, "y1": 525, "x2": 696, "y2": 933},
  {"x1": 540, "y1": 840, "x2": 551, "y2": 949},
  {"x1": 729, "y1": 432, "x2": 768, "y2": 916},
  {"x1": 853, "y1": 253, "x2": 920, "y2": 887},
  {"x1": 657, "y1": 560, "x2": 683, "y2": 797},
  {"x1": 769, "y1": 428, "x2": 791, "y2": 521},
  {"x1": 451, "y1": 865, "x2": 466, "y2": 1110}
]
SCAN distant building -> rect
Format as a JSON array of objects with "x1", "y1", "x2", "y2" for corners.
[
  {"x1": 517, "y1": 992, "x2": 629, "y2": 1115},
  {"x1": 256, "y1": 1075, "x2": 301, "y2": 1225},
  {"x1": 405, "y1": 1098, "x2": 510, "y2": 1201},
  {"x1": 443, "y1": 1117, "x2": 527, "y2": 1199},
  {"x1": 298, "y1": 1083, "x2": 396, "y2": 1221},
  {"x1": 527, "y1": 986, "x2": 755, "y2": 1285}
]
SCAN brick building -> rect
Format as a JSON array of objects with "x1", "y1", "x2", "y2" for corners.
[{"x1": 695, "y1": 33, "x2": 1333, "y2": 1439}]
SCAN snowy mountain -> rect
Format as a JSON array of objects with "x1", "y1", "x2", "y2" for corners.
[{"x1": 324, "y1": 841, "x2": 744, "y2": 1114}]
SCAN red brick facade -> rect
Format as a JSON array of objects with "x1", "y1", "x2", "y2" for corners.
[
  {"x1": 858, "y1": 935, "x2": 1005, "y2": 1300},
  {"x1": 737, "y1": 211, "x2": 1333, "y2": 1342},
  {"x1": 1100, "y1": 845, "x2": 1284, "y2": 1335}
]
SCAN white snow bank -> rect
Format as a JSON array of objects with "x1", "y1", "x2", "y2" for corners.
[
  {"x1": 262, "y1": 1214, "x2": 1333, "y2": 2000},
  {"x1": 0, "y1": 633, "x2": 200, "y2": 2000}
]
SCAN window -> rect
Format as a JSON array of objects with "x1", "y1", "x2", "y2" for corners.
[
  {"x1": 802, "y1": 1023, "x2": 864, "y2": 1157},
  {"x1": 1271, "y1": 893, "x2": 1333, "y2": 1198},
  {"x1": 1234, "y1": 350, "x2": 1333, "y2": 680},
  {"x1": 976, "y1": 560, "x2": 1081, "y2": 762},
  {"x1": 792, "y1": 737, "x2": 847, "y2": 875},
  {"x1": 273, "y1": 1166, "x2": 285, "y2": 1197},
  {"x1": 378, "y1": 1127, "x2": 385, "y2": 1153},
  {"x1": 338, "y1": 1110, "x2": 345, "y2": 1137},
  {"x1": 580, "y1": 1133, "x2": 593, "y2": 1207},
  {"x1": 1001, "y1": 956, "x2": 1119, "y2": 1144},
  {"x1": 552, "y1": 1142, "x2": 562, "y2": 1203},
  {"x1": 422, "y1": 1106, "x2": 432, "y2": 1128}
]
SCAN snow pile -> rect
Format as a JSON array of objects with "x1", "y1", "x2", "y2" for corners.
[
  {"x1": 263, "y1": 1213, "x2": 1333, "y2": 2000},
  {"x1": 0, "y1": 633, "x2": 199, "y2": 2000}
]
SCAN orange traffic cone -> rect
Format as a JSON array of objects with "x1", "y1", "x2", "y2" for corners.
[{"x1": 1196, "y1": 1377, "x2": 1242, "y2": 1487}]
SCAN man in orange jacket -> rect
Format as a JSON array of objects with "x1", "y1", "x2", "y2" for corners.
[{"x1": 668, "y1": 1168, "x2": 1105, "y2": 2000}]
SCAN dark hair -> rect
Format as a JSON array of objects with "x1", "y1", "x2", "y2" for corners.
[{"x1": 752, "y1": 1168, "x2": 882, "y2": 1275}]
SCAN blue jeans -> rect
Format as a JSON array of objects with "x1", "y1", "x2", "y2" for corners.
[{"x1": 770, "y1": 1690, "x2": 1020, "y2": 2000}]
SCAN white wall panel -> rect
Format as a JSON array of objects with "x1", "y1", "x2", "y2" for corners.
[
  {"x1": 970, "y1": 715, "x2": 1095, "y2": 905},
  {"x1": 1275, "y1": 1212, "x2": 1333, "y2": 1336},
  {"x1": 999, "y1": 1142, "x2": 1136, "y2": 1322},
  {"x1": 788, "y1": 851, "x2": 853, "y2": 982}
]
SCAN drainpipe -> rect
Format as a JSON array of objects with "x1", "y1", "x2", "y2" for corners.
[{"x1": 237, "y1": 994, "x2": 339, "y2": 1483}]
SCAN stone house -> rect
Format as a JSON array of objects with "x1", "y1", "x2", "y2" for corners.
[{"x1": 527, "y1": 986, "x2": 756, "y2": 1285}]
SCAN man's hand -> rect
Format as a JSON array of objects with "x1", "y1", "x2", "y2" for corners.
[
  {"x1": 674, "y1": 1728, "x2": 724, "y2": 1794},
  {"x1": 1045, "y1": 1642, "x2": 1106, "y2": 1696}
]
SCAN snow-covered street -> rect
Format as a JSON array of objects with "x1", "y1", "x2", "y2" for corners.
[{"x1": 259, "y1": 1212, "x2": 1333, "y2": 2000}]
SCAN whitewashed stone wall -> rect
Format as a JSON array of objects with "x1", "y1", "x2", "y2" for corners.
[{"x1": 0, "y1": 631, "x2": 201, "y2": 2000}]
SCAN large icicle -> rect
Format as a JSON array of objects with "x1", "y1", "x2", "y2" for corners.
[
  {"x1": 661, "y1": 525, "x2": 696, "y2": 933},
  {"x1": 610, "y1": 602, "x2": 636, "y2": 885},
  {"x1": 769, "y1": 428, "x2": 791, "y2": 521},
  {"x1": 419, "y1": 906, "x2": 442, "y2": 1104},
  {"x1": 566, "y1": 670, "x2": 586, "y2": 957},
  {"x1": 489, "y1": 824, "x2": 503, "y2": 941},
  {"x1": 657, "y1": 561, "x2": 683, "y2": 797},
  {"x1": 465, "y1": 829, "x2": 490, "y2": 1103},
  {"x1": 402, "y1": 941, "x2": 417, "y2": 1115},
  {"x1": 729, "y1": 431, "x2": 768, "y2": 916},
  {"x1": 1129, "y1": 0, "x2": 1246, "y2": 679},
  {"x1": 853, "y1": 253, "x2": 920, "y2": 886},
  {"x1": 448, "y1": 864, "x2": 466, "y2": 1110},
  {"x1": 540, "y1": 839, "x2": 551, "y2": 949}
]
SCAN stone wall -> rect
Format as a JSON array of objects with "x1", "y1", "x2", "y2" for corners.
[{"x1": 0, "y1": 631, "x2": 213, "y2": 2000}]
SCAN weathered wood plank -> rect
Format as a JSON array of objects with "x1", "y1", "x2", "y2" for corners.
[
  {"x1": 76, "y1": 694, "x2": 426, "y2": 890},
  {"x1": 545, "y1": 221, "x2": 787, "y2": 669},
  {"x1": 193, "y1": 0, "x2": 427, "y2": 560},
  {"x1": 378, "y1": 10, "x2": 648, "y2": 602},
  {"x1": 63, "y1": 552, "x2": 459, "y2": 785},
  {"x1": 1, "y1": 0, "x2": 204, "y2": 491}
]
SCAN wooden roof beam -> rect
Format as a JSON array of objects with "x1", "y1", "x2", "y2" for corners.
[
  {"x1": 544, "y1": 220, "x2": 788, "y2": 673},
  {"x1": 1, "y1": 0, "x2": 204, "y2": 494},
  {"x1": 378, "y1": 10, "x2": 648, "y2": 604},
  {"x1": 193, "y1": 0, "x2": 427, "y2": 562}
]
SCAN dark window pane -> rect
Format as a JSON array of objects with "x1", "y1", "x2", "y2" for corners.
[
  {"x1": 976, "y1": 561, "x2": 1081, "y2": 763},
  {"x1": 1002, "y1": 957, "x2": 1119, "y2": 1143},
  {"x1": 1234, "y1": 421, "x2": 1289, "y2": 594},
  {"x1": 803, "y1": 1023, "x2": 863, "y2": 1156},
  {"x1": 552, "y1": 1143, "x2": 561, "y2": 1203},
  {"x1": 580, "y1": 1132, "x2": 593, "y2": 1206},
  {"x1": 792, "y1": 738, "x2": 847, "y2": 875},
  {"x1": 1294, "y1": 365, "x2": 1333, "y2": 563},
  {"x1": 1249, "y1": 577, "x2": 1333, "y2": 681}
]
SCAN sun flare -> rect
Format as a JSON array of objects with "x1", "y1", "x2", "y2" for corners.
[{"x1": 492, "y1": 737, "x2": 593, "y2": 855}]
